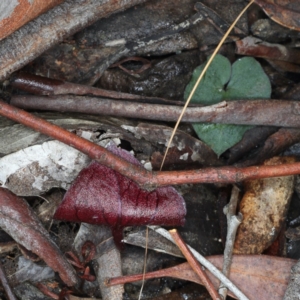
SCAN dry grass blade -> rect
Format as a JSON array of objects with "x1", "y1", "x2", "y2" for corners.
[{"x1": 159, "y1": 0, "x2": 255, "y2": 170}]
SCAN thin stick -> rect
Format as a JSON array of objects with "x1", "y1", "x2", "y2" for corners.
[
  {"x1": 1, "y1": 99, "x2": 300, "y2": 187},
  {"x1": 0, "y1": 261, "x2": 17, "y2": 300},
  {"x1": 149, "y1": 226, "x2": 249, "y2": 300},
  {"x1": 138, "y1": 227, "x2": 148, "y2": 300},
  {"x1": 10, "y1": 95, "x2": 300, "y2": 128},
  {"x1": 169, "y1": 229, "x2": 220, "y2": 300},
  {"x1": 160, "y1": 0, "x2": 254, "y2": 170},
  {"x1": 219, "y1": 186, "x2": 243, "y2": 299}
]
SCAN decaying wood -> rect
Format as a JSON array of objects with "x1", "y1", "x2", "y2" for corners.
[
  {"x1": 10, "y1": 95, "x2": 300, "y2": 128},
  {"x1": 0, "y1": 0, "x2": 148, "y2": 81}
]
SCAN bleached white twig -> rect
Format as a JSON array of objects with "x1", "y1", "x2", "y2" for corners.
[
  {"x1": 219, "y1": 185, "x2": 243, "y2": 299},
  {"x1": 148, "y1": 226, "x2": 249, "y2": 300}
]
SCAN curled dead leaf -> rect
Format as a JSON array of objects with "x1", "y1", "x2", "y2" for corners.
[
  {"x1": 254, "y1": 0, "x2": 300, "y2": 31},
  {"x1": 234, "y1": 156, "x2": 295, "y2": 254},
  {"x1": 54, "y1": 142, "x2": 186, "y2": 246},
  {"x1": 0, "y1": 187, "x2": 77, "y2": 286}
]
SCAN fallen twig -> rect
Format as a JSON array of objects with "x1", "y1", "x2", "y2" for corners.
[
  {"x1": 219, "y1": 186, "x2": 242, "y2": 299},
  {"x1": 9, "y1": 95, "x2": 300, "y2": 128},
  {"x1": 0, "y1": 261, "x2": 17, "y2": 300},
  {"x1": 235, "y1": 128, "x2": 300, "y2": 167},
  {"x1": 10, "y1": 73, "x2": 182, "y2": 106},
  {"x1": 1, "y1": 99, "x2": 300, "y2": 187},
  {"x1": 169, "y1": 229, "x2": 220, "y2": 300},
  {"x1": 149, "y1": 226, "x2": 249, "y2": 300},
  {"x1": 236, "y1": 36, "x2": 300, "y2": 64}
]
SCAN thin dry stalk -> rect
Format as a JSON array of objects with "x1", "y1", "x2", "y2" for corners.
[
  {"x1": 160, "y1": 0, "x2": 255, "y2": 170},
  {"x1": 169, "y1": 229, "x2": 220, "y2": 300},
  {"x1": 9, "y1": 95, "x2": 300, "y2": 128},
  {"x1": 0, "y1": 261, "x2": 17, "y2": 300},
  {"x1": 149, "y1": 226, "x2": 249, "y2": 300},
  {"x1": 219, "y1": 185, "x2": 243, "y2": 299}
]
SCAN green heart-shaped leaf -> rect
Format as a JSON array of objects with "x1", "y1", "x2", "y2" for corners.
[{"x1": 184, "y1": 54, "x2": 271, "y2": 156}]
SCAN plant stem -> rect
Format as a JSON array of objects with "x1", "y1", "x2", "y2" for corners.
[
  {"x1": 160, "y1": 0, "x2": 255, "y2": 170},
  {"x1": 149, "y1": 226, "x2": 249, "y2": 300},
  {"x1": 169, "y1": 229, "x2": 220, "y2": 300},
  {"x1": 10, "y1": 73, "x2": 181, "y2": 106},
  {"x1": 0, "y1": 261, "x2": 17, "y2": 300},
  {"x1": 10, "y1": 95, "x2": 300, "y2": 128},
  {"x1": 1, "y1": 99, "x2": 300, "y2": 187}
]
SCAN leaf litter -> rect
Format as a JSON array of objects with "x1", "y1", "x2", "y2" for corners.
[{"x1": 1, "y1": 0, "x2": 300, "y2": 299}]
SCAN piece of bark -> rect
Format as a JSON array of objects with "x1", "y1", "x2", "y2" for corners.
[
  {"x1": 27, "y1": 0, "x2": 247, "y2": 84},
  {"x1": 26, "y1": 2, "x2": 205, "y2": 85},
  {"x1": 73, "y1": 223, "x2": 124, "y2": 300},
  {"x1": 0, "y1": 188, "x2": 77, "y2": 286},
  {"x1": 234, "y1": 156, "x2": 295, "y2": 254},
  {"x1": 0, "y1": 0, "x2": 64, "y2": 41},
  {"x1": 0, "y1": 0, "x2": 148, "y2": 81}
]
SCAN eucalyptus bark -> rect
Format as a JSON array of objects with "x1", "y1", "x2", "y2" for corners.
[{"x1": 0, "y1": 0, "x2": 148, "y2": 81}]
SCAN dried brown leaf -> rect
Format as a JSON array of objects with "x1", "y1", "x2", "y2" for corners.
[
  {"x1": 255, "y1": 0, "x2": 300, "y2": 31},
  {"x1": 0, "y1": 188, "x2": 77, "y2": 286},
  {"x1": 108, "y1": 255, "x2": 295, "y2": 300}
]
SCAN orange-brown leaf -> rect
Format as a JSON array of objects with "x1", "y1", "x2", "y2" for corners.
[{"x1": 108, "y1": 255, "x2": 295, "y2": 300}]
